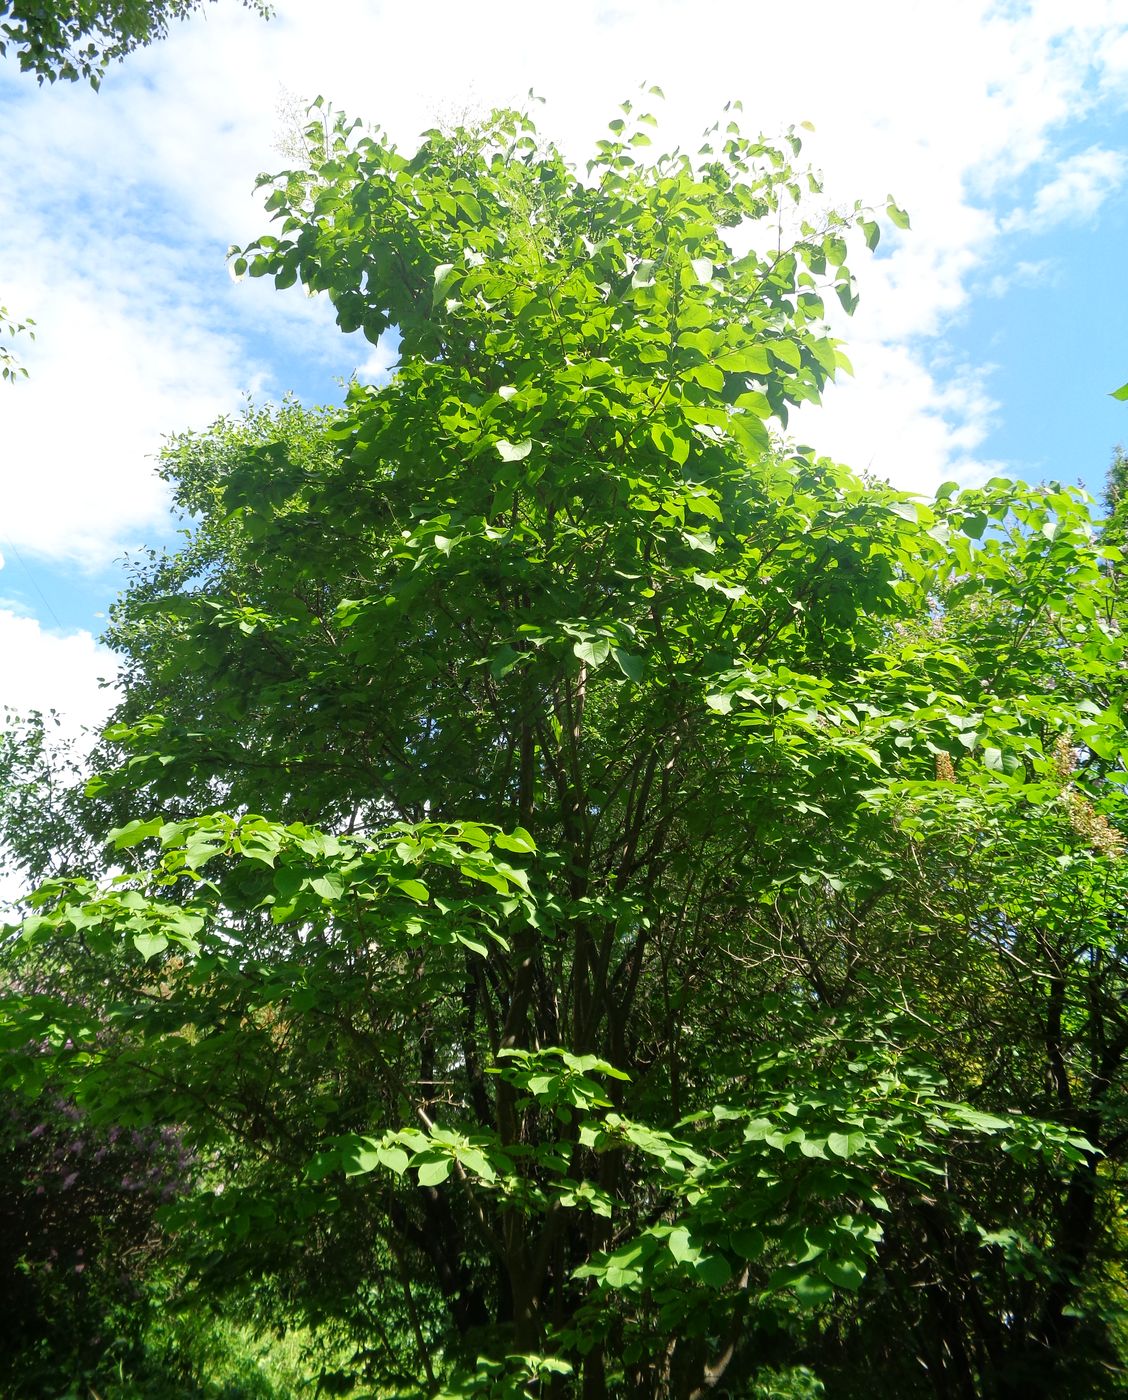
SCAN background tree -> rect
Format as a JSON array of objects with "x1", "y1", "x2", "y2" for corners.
[
  {"x1": 0, "y1": 710, "x2": 100, "y2": 898},
  {"x1": 0, "y1": 0, "x2": 271, "y2": 85}
]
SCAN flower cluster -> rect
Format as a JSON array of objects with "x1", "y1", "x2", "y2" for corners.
[
  {"x1": 935, "y1": 752, "x2": 956, "y2": 783},
  {"x1": 1053, "y1": 733, "x2": 1125, "y2": 858}
]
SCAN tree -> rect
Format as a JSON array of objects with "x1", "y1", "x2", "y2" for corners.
[
  {"x1": 5, "y1": 100, "x2": 1126, "y2": 1396},
  {"x1": 0, "y1": 0, "x2": 271, "y2": 86},
  {"x1": 0, "y1": 710, "x2": 100, "y2": 898}
]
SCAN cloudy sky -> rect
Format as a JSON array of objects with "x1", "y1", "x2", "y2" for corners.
[{"x1": 3, "y1": 0, "x2": 1128, "y2": 742}]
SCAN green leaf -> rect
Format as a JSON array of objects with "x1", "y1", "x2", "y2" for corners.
[
  {"x1": 494, "y1": 827, "x2": 536, "y2": 853},
  {"x1": 496, "y1": 439, "x2": 532, "y2": 462},
  {"x1": 792, "y1": 1273, "x2": 834, "y2": 1306},
  {"x1": 133, "y1": 932, "x2": 168, "y2": 961},
  {"x1": 416, "y1": 1156, "x2": 453, "y2": 1186},
  {"x1": 730, "y1": 1227, "x2": 764, "y2": 1259},
  {"x1": 489, "y1": 644, "x2": 521, "y2": 679},
  {"x1": 687, "y1": 362, "x2": 725, "y2": 392},
  {"x1": 820, "y1": 1256, "x2": 866, "y2": 1290},
  {"x1": 951, "y1": 1106, "x2": 1012, "y2": 1133},
  {"x1": 1111, "y1": 382, "x2": 1128, "y2": 401},
  {"x1": 735, "y1": 390, "x2": 772, "y2": 418},
  {"x1": 432, "y1": 262, "x2": 458, "y2": 309},
  {"x1": 342, "y1": 1139, "x2": 382, "y2": 1176},
  {"x1": 612, "y1": 648, "x2": 645, "y2": 682},
  {"x1": 769, "y1": 339, "x2": 802, "y2": 370},
  {"x1": 886, "y1": 200, "x2": 911, "y2": 230},
  {"x1": 681, "y1": 530, "x2": 716, "y2": 554},
  {"x1": 456, "y1": 1147, "x2": 496, "y2": 1181},
  {"x1": 826, "y1": 1130, "x2": 867, "y2": 1159},
  {"x1": 394, "y1": 878, "x2": 430, "y2": 902},
  {"x1": 720, "y1": 346, "x2": 771, "y2": 375},
  {"x1": 574, "y1": 638, "x2": 611, "y2": 668},
  {"x1": 694, "y1": 1253, "x2": 732, "y2": 1288},
  {"x1": 378, "y1": 1145, "x2": 410, "y2": 1175},
  {"x1": 836, "y1": 279, "x2": 859, "y2": 315},
  {"x1": 109, "y1": 818, "x2": 163, "y2": 849},
  {"x1": 668, "y1": 1227, "x2": 697, "y2": 1264}
]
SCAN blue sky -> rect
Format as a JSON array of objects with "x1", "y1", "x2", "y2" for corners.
[
  {"x1": 946, "y1": 203, "x2": 1128, "y2": 488},
  {"x1": 3, "y1": 0, "x2": 1128, "y2": 741}
]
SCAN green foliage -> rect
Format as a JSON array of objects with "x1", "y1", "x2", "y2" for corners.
[{"x1": 4, "y1": 99, "x2": 1128, "y2": 1395}]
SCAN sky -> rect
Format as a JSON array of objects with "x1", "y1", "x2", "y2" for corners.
[{"x1": 3, "y1": 0, "x2": 1128, "y2": 746}]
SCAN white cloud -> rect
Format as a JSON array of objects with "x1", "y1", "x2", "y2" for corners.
[
  {"x1": 357, "y1": 331, "x2": 401, "y2": 386},
  {"x1": 0, "y1": 264, "x2": 240, "y2": 568},
  {"x1": 1005, "y1": 145, "x2": 1127, "y2": 231},
  {"x1": 0, "y1": 609, "x2": 118, "y2": 746},
  {"x1": 985, "y1": 258, "x2": 1054, "y2": 298},
  {"x1": 797, "y1": 343, "x2": 1003, "y2": 496}
]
